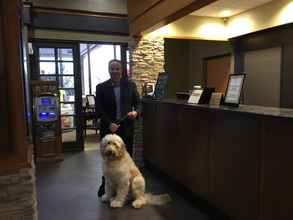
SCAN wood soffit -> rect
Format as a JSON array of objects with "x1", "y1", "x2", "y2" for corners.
[
  {"x1": 128, "y1": 0, "x2": 218, "y2": 36},
  {"x1": 128, "y1": 0, "x2": 164, "y2": 23},
  {"x1": 32, "y1": 6, "x2": 128, "y2": 20},
  {"x1": 28, "y1": 5, "x2": 130, "y2": 36},
  {"x1": 31, "y1": 27, "x2": 130, "y2": 37}
]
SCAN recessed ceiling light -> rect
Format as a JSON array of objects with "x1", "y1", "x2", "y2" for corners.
[{"x1": 220, "y1": 10, "x2": 232, "y2": 17}]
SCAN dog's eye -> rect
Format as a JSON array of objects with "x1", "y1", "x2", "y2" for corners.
[{"x1": 107, "y1": 141, "x2": 116, "y2": 146}]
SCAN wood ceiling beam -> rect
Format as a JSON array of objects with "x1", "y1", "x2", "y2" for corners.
[{"x1": 128, "y1": 0, "x2": 218, "y2": 36}]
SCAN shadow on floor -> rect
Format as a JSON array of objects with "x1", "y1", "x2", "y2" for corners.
[{"x1": 36, "y1": 150, "x2": 210, "y2": 220}]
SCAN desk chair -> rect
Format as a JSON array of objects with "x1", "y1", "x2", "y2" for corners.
[
  {"x1": 86, "y1": 95, "x2": 95, "y2": 108},
  {"x1": 83, "y1": 95, "x2": 99, "y2": 136}
]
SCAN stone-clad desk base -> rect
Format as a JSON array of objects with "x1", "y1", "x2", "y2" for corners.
[
  {"x1": 0, "y1": 166, "x2": 38, "y2": 220},
  {"x1": 143, "y1": 99, "x2": 293, "y2": 220}
]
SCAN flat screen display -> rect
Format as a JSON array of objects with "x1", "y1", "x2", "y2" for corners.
[
  {"x1": 224, "y1": 74, "x2": 245, "y2": 106},
  {"x1": 153, "y1": 72, "x2": 168, "y2": 100},
  {"x1": 41, "y1": 98, "x2": 51, "y2": 105}
]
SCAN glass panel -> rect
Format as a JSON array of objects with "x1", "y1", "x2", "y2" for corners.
[
  {"x1": 40, "y1": 62, "x2": 56, "y2": 75},
  {"x1": 59, "y1": 76, "x2": 74, "y2": 88},
  {"x1": 115, "y1": 45, "x2": 121, "y2": 60},
  {"x1": 61, "y1": 103, "x2": 75, "y2": 115},
  {"x1": 81, "y1": 53, "x2": 90, "y2": 96},
  {"x1": 127, "y1": 63, "x2": 131, "y2": 77},
  {"x1": 89, "y1": 44, "x2": 114, "y2": 95},
  {"x1": 58, "y1": 62, "x2": 74, "y2": 75},
  {"x1": 61, "y1": 116, "x2": 75, "y2": 129},
  {"x1": 62, "y1": 129, "x2": 76, "y2": 143},
  {"x1": 126, "y1": 50, "x2": 130, "y2": 63},
  {"x1": 40, "y1": 75, "x2": 56, "y2": 81},
  {"x1": 82, "y1": 96, "x2": 87, "y2": 107},
  {"x1": 58, "y1": 48, "x2": 73, "y2": 61},
  {"x1": 39, "y1": 48, "x2": 55, "y2": 61},
  {"x1": 59, "y1": 89, "x2": 75, "y2": 102},
  {"x1": 79, "y1": 44, "x2": 87, "y2": 55}
]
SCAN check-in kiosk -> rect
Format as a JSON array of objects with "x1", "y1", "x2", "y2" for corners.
[{"x1": 31, "y1": 81, "x2": 63, "y2": 162}]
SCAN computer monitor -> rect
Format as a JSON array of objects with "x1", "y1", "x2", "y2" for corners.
[{"x1": 223, "y1": 74, "x2": 246, "y2": 107}]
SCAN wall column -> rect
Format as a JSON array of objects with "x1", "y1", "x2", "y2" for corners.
[{"x1": 130, "y1": 36, "x2": 165, "y2": 167}]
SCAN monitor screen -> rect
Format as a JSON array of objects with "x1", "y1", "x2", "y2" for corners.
[
  {"x1": 224, "y1": 74, "x2": 245, "y2": 106},
  {"x1": 153, "y1": 72, "x2": 168, "y2": 99},
  {"x1": 41, "y1": 98, "x2": 51, "y2": 106}
]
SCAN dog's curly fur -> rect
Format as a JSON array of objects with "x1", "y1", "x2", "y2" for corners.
[{"x1": 100, "y1": 134, "x2": 170, "y2": 208}]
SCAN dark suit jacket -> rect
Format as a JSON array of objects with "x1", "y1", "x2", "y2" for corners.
[{"x1": 95, "y1": 78, "x2": 140, "y2": 138}]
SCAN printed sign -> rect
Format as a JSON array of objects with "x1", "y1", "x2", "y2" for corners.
[{"x1": 188, "y1": 89, "x2": 203, "y2": 104}]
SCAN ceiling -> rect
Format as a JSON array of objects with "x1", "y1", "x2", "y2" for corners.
[{"x1": 191, "y1": 0, "x2": 273, "y2": 18}]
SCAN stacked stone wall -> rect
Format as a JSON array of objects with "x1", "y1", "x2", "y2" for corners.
[
  {"x1": 130, "y1": 37, "x2": 165, "y2": 167},
  {"x1": 0, "y1": 166, "x2": 38, "y2": 220}
]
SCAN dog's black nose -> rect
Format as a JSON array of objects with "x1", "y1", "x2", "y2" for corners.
[{"x1": 105, "y1": 150, "x2": 114, "y2": 157}]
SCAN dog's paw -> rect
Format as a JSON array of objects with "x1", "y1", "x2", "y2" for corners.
[
  {"x1": 132, "y1": 199, "x2": 146, "y2": 209},
  {"x1": 101, "y1": 195, "x2": 110, "y2": 203},
  {"x1": 110, "y1": 200, "x2": 124, "y2": 208}
]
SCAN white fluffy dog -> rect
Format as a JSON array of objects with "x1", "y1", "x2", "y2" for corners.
[{"x1": 100, "y1": 134, "x2": 171, "y2": 208}]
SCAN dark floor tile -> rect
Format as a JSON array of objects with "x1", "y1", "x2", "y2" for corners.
[{"x1": 36, "y1": 150, "x2": 210, "y2": 220}]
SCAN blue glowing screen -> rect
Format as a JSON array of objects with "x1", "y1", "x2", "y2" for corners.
[
  {"x1": 41, "y1": 98, "x2": 51, "y2": 105},
  {"x1": 39, "y1": 112, "x2": 49, "y2": 120},
  {"x1": 49, "y1": 112, "x2": 56, "y2": 118}
]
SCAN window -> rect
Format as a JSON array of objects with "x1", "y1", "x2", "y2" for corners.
[{"x1": 80, "y1": 43, "x2": 124, "y2": 96}]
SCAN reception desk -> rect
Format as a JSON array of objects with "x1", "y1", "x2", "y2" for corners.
[{"x1": 142, "y1": 99, "x2": 293, "y2": 220}]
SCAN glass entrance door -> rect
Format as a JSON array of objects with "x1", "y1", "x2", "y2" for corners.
[
  {"x1": 79, "y1": 43, "x2": 128, "y2": 95},
  {"x1": 32, "y1": 42, "x2": 83, "y2": 151}
]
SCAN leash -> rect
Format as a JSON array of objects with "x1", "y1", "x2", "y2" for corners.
[{"x1": 116, "y1": 114, "x2": 129, "y2": 124}]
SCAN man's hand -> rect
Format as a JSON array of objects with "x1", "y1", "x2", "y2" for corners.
[
  {"x1": 127, "y1": 111, "x2": 138, "y2": 119},
  {"x1": 109, "y1": 123, "x2": 120, "y2": 133}
]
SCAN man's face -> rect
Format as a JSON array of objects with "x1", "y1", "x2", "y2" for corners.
[{"x1": 109, "y1": 61, "x2": 122, "y2": 84}]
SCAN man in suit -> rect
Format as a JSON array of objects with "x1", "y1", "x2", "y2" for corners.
[{"x1": 95, "y1": 59, "x2": 140, "y2": 197}]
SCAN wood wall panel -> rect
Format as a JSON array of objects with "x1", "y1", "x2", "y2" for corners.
[
  {"x1": 143, "y1": 100, "x2": 293, "y2": 220},
  {"x1": 260, "y1": 118, "x2": 293, "y2": 220},
  {"x1": 205, "y1": 55, "x2": 231, "y2": 94},
  {"x1": 209, "y1": 111, "x2": 260, "y2": 220},
  {"x1": 281, "y1": 44, "x2": 293, "y2": 108},
  {"x1": 143, "y1": 101, "x2": 211, "y2": 198},
  {"x1": 230, "y1": 22, "x2": 293, "y2": 108},
  {"x1": 178, "y1": 106, "x2": 210, "y2": 197},
  {"x1": 0, "y1": 10, "x2": 10, "y2": 151},
  {"x1": 163, "y1": 104, "x2": 181, "y2": 177},
  {"x1": 165, "y1": 38, "x2": 232, "y2": 98},
  {"x1": 128, "y1": 0, "x2": 217, "y2": 36},
  {"x1": 2, "y1": 0, "x2": 27, "y2": 155},
  {"x1": 230, "y1": 23, "x2": 293, "y2": 53},
  {"x1": 143, "y1": 101, "x2": 159, "y2": 166},
  {"x1": 153, "y1": 103, "x2": 170, "y2": 171},
  {"x1": 0, "y1": 0, "x2": 32, "y2": 172},
  {"x1": 243, "y1": 47, "x2": 281, "y2": 107},
  {"x1": 164, "y1": 39, "x2": 190, "y2": 97}
]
